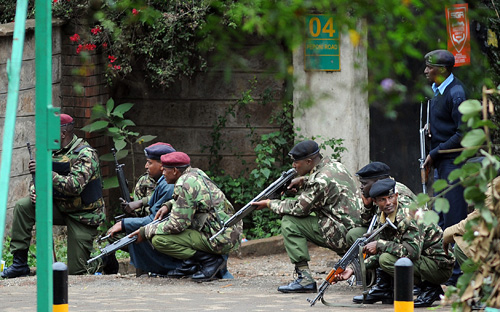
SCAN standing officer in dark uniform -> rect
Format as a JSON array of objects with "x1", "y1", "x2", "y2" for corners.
[{"x1": 423, "y1": 49, "x2": 468, "y2": 285}]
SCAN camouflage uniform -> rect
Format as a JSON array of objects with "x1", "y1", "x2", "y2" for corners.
[
  {"x1": 365, "y1": 203, "x2": 421, "y2": 277},
  {"x1": 414, "y1": 221, "x2": 455, "y2": 284},
  {"x1": 132, "y1": 172, "x2": 157, "y2": 216},
  {"x1": 141, "y1": 167, "x2": 242, "y2": 259},
  {"x1": 359, "y1": 182, "x2": 417, "y2": 226},
  {"x1": 347, "y1": 181, "x2": 417, "y2": 245},
  {"x1": 10, "y1": 135, "x2": 105, "y2": 274},
  {"x1": 269, "y1": 157, "x2": 362, "y2": 264}
]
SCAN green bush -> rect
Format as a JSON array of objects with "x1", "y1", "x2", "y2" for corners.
[{"x1": 204, "y1": 83, "x2": 346, "y2": 240}]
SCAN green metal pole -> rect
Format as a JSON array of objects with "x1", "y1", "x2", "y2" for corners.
[
  {"x1": 0, "y1": 0, "x2": 29, "y2": 261},
  {"x1": 35, "y1": 0, "x2": 60, "y2": 311}
]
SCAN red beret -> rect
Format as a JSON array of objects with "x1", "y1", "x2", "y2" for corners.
[
  {"x1": 161, "y1": 152, "x2": 190, "y2": 168},
  {"x1": 60, "y1": 113, "x2": 74, "y2": 126}
]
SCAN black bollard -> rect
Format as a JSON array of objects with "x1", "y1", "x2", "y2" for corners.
[
  {"x1": 53, "y1": 262, "x2": 68, "y2": 312},
  {"x1": 394, "y1": 257, "x2": 413, "y2": 312}
]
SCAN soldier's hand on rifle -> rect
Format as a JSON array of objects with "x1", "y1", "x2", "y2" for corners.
[
  {"x1": 251, "y1": 199, "x2": 270, "y2": 210},
  {"x1": 120, "y1": 198, "x2": 142, "y2": 215},
  {"x1": 363, "y1": 241, "x2": 377, "y2": 255},
  {"x1": 333, "y1": 267, "x2": 354, "y2": 283},
  {"x1": 154, "y1": 205, "x2": 170, "y2": 220},
  {"x1": 128, "y1": 229, "x2": 144, "y2": 243},
  {"x1": 287, "y1": 177, "x2": 305, "y2": 194},
  {"x1": 423, "y1": 154, "x2": 433, "y2": 169},
  {"x1": 28, "y1": 159, "x2": 36, "y2": 174},
  {"x1": 107, "y1": 221, "x2": 123, "y2": 237},
  {"x1": 30, "y1": 188, "x2": 37, "y2": 204}
]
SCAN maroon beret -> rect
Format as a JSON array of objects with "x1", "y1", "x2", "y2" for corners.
[
  {"x1": 161, "y1": 151, "x2": 190, "y2": 168},
  {"x1": 144, "y1": 142, "x2": 175, "y2": 160},
  {"x1": 60, "y1": 113, "x2": 74, "y2": 126}
]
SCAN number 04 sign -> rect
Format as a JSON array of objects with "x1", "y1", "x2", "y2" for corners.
[{"x1": 305, "y1": 15, "x2": 340, "y2": 71}]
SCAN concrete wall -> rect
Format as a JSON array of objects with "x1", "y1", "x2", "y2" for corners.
[
  {"x1": 292, "y1": 31, "x2": 369, "y2": 176},
  {"x1": 111, "y1": 52, "x2": 286, "y2": 181},
  {"x1": 0, "y1": 20, "x2": 63, "y2": 230}
]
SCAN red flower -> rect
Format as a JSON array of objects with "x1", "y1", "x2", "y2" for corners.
[
  {"x1": 132, "y1": 8, "x2": 139, "y2": 15},
  {"x1": 69, "y1": 33, "x2": 80, "y2": 42},
  {"x1": 54, "y1": 0, "x2": 58, "y2": 3},
  {"x1": 83, "y1": 43, "x2": 96, "y2": 51},
  {"x1": 76, "y1": 44, "x2": 83, "y2": 54},
  {"x1": 102, "y1": 42, "x2": 108, "y2": 48},
  {"x1": 108, "y1": 55, "x2": 117, "y2": 63},
  {"x1": 91, "y1": 26, "x2": 102, "y2": 35},
  {"x1": 113, "y1": 65, "x2": 121, "y2": 70},
  {"x1": 107, "y1": 64, "x2": 112, "y2": 68}
]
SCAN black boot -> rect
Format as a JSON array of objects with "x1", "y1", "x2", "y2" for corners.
[
  {"x1": 1, "y1": 249, "x2": 30, "y2": 278},
  {"x1": 167, "y1": 259, "x2": 200, "y2": 278},
  {"x1": 277, "y1": 267, "x2": 317, "y2": 293},
  {"x1": 414, "y1": 282, "x2": 444, "y2": 308},
  {"x1": 353, "y1": 268, "x2": 393, "y2": 304},
  {"x1": 190, "y1": 251, "x2": 225, "y2": 281},
  {"x1": 102, "y1": 252, "x2": 119, "y2": 275}
]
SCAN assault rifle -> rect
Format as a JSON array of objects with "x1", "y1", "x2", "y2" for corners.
[
  {"x1": 112, "y1": 148, "x2": 131, "y2": 221},
  {"x1": 307, "y1": 217, "x2": 397, "y2": 306},
  {"x1": 87, "y1": 217, "x2": 167, "y2": 264},
  {"x1": 209, "y1": 168, "x2": 297, "y2": 242},
  {"x1": 419, "y1": 99, "x2": 430, "y2": 194}
]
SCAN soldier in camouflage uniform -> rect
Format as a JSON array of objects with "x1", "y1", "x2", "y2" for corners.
[
  {"x1": 2, "y1": 114, "x2": 113, "y2": 278},
  {"x1": 347, "y1": 179, "x2": 453, "y2": 307},
  {"x1": 106, "y1": 142, "x2": 183, "y2": 275},
  {"x1": 132, "y1": 172, "x2": 157, "y2": 215},
  {"x1": 131, "y1": 152, "x2": 242, "y2": 281},
  {"x1": 346, "y1": 161, "x2": 417, "y2": 245},
  {"x1": 252, "y1": 140, "x2": 362, "y2": 293}
]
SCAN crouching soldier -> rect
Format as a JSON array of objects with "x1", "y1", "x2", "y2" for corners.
[
  {"x1": 130, "y1": 151, "x2": 242, "y2": 281},
  {"x1": 341, "y1": 179, "x2": 453, "y2": 307}
]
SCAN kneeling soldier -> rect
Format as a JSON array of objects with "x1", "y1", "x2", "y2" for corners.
[
  {"x1": 130, "y1": 152, "x2": 242, "y2": 281},
  {"x1": 347, "y1": 179, "x2": 453, "y2": 307},
  {"x1": 252, "y1": 140, "x2": 362, "y2": 293}
]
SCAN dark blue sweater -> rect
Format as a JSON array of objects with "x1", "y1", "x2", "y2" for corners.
[{"x1": 429, "y1": 77, "x2": 467, "y2": 162}]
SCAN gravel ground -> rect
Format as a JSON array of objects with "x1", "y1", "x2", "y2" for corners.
[{"x1": 0, "y1": 245, "x2": 452, "y2": 311}]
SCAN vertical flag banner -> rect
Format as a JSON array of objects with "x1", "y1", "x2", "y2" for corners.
[{"x1": 446, "y1": 3, "x2": 470, "y2": 67}]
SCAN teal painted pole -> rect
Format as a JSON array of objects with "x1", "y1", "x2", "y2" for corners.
[
  {"x1": 0, "y1": 0, "x2": 29, "y2": 260},
  {"x1": 35, "y1": 0, "x2": 60, "y2": 311}
]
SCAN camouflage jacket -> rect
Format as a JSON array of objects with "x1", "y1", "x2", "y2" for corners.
[
  {"x1": 420, "y1": 221, "x2": 455, "y2": 269},
  {"x1": 360, "y1": 181, "x2": 417, "y2": 226},
  {"x1": 143, "y1": 167, "x2": 242, "y2": 254},
  {"x1": 269, "y1": 157, "x2": 362, "y2": 254},
  {"x1": 50, "y1": 135, "x2": 105, "y2": 227},
  {"x1": 366, "y1": 202, "x2": 422, "y2": 269},
  {"x1": 133, "y1": 172, "x2": 157, "y2": 216}
]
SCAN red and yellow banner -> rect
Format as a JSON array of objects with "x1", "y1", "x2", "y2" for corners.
[{"x1": 446, "y1": 3, "x2": 470, "y2": 67}]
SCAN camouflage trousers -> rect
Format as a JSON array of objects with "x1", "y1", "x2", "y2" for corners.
[
  {"x1": 281, "y1": 214, "x2": 331, "y2": 265},
  {"x1": 151, "y1": 229, "x2": 217, "y2": 260},
  {"x1": 9, "y1": 197, "x2": 97, "y2": 275},
  {"x1": 378, "y1": 253, "x2": 452, "y2": 285}
]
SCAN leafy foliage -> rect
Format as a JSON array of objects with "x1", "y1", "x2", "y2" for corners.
[
  {"x1": 203, "y1": 84, "x2": 346, "y2": 240},
  {"x1": 81, "y1": 98, "x2": 156, "y2": 186},
  {"x1": 413, "y1": 88, "x2": 500, "y2": 310}
]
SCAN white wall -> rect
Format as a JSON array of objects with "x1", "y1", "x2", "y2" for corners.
[{"x1": 292, "y1": 28, "x2": 369, "y2": 176}]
